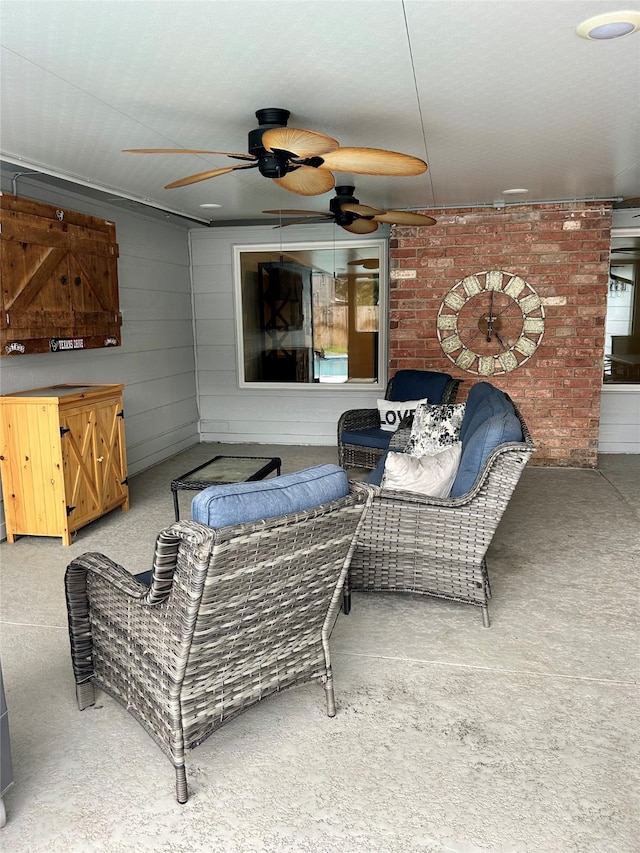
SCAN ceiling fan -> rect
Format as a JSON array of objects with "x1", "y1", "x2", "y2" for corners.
[
  {"x1": 348, "y1": 258, "x2": 380, "y2": 269},
  {"x1": 123, "y1": 108, "x2": 427, "y2": 196},
  {"x1": 263, "y1": 185, "x2": 437, "y2": 233}
]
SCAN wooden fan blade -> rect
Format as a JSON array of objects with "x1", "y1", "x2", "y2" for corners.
[
  {"x1": 373, "y1": 210, "x2": 437, "y2": 226},
  {"x1": 318, "y1": 148, "x2": 427, "y2": 176},
  {"x1": 341, "y1": 202, "x2": 385, "y2": 216},
  {"x1": 274, "y1": 167, "x2": 335, "y2": 196},
  {"x1": 263, "y1": 209, "x2": 332, "y2": 217},
  {"x1": 262, "y1": 127, "x2": 339, "y2": 157},
  {"x1": 164, "y1": 163, "x2": 255, "y2": 189},
  {"x1": 123, "y1": 148, "x2": 255, "y2": 160},
  {"x1": 342, "y1": 219, "x2": 379, "y2": 234},
  {"x1": 275, "y1": 217, "x2": 332, "y2": 228},
  {"x1": 348, "y1": 258, "x2": 379, "y2": 268}
]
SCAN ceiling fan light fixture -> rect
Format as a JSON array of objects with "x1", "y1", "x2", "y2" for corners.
[{"x1": 576, "y1": 11, "x2": 640, "y2": 40}]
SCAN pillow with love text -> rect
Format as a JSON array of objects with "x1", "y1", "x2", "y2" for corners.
[{"x1": 377, "y1": 398, "x2": 429, "y2": 432}]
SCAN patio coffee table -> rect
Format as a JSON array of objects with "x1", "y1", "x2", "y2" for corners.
[{"x1": 171, "y1": 455, "x2": 282, "y2": 521}]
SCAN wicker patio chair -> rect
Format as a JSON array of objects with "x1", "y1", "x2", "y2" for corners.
[
  {"x1": 338, "y1": 369, "x2": 462, "y2": 470},
  {"x1": 65, "y1": 480, "x2": 372, "y2": 803},
  {"x1": 346, "y1": 401, "x2": 535, "y2": 627}
]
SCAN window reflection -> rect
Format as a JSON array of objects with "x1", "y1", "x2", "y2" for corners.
[
  {"x1": 234, "y1": 241, "x2": 385, "y2": 386},
  {"x1": 604, "y1": 235, "x2": 640, "y2": 383}
]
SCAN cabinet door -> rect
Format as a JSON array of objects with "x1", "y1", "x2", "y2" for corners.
[
  {"x1": 0, "y1": 400, "x2": 67, "y2": 540},
  {"x1": 60, "y1": 397, "x2": 128, "y2": 531},
  {"x1": 1, "y1": 230, "x2": 75, "y2": 334},
  {"x1": 60, "y1": 405, "x2": 102, "y2": 530},
  {"x1": 93, "y1": 396, "x2": 129, "y2": 512},
  {"x1": 64, "y1": 233, "x2": 121, "y2": 337},
  {"x1": 1, "y1": 195, "x2": 121, "y2": 355}
]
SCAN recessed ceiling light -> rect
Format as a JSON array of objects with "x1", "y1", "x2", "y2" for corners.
[
  {"x1": 576, "y1": 11, "x2": 640, "y2": 40},
  {"x1": 199, "y1": 203, "x2": 222, "y2": 209},
  {"x1": 502, "y1": 188, "x2": 529, "y2": 195}
]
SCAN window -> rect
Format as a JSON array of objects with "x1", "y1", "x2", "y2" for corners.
[
  {"x1": 233, "y1": 240, "x2": 386, "y2": 387},
  {"x1": 604, "y1": 228, "x2": 640, "y2": 383}
]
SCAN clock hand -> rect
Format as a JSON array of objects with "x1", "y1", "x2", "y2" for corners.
[
  {"x1": 494, "y1": 329, "x2": 508, "y2": 350},
  {"x1": 486, "y1": 290, "x2": 495, "y2": 342}
]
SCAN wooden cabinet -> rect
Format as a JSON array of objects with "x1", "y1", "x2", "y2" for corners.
[
  {"x1": 0, "y1": 384, "x2": 129, "y2": 545},
  {"x1": 0, "y1": 194, "x2": 122, "y2": 355}
]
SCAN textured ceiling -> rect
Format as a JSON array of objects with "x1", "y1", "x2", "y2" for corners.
[{"x1": 1, "y1": 0, "x2": 639, "y2": 226}]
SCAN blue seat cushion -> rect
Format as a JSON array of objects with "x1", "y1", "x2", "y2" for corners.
[
  {"x1": 389, "y1": 370, "x2": 451, "y2": 404},
  {"x1": 450, "y1": 410, "x2": 523, "y2": 497},
  {"x1": 191, "y1": 463, "x2": 349, "y2": 528},
  {"x1": 135, "y1": 569, "x2": 153, "y2": 586},
  {"x1": 341, "y1": 428, "x2": 392, "y2": 450}
]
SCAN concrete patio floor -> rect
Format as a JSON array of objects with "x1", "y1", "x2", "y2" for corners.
[{"x1": 0, "y1": 445, "x2": 638, "y2": 852}]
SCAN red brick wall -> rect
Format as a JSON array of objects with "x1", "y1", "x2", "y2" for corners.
[{"x1": 389, "y1": 202, "x2": 612, "y2": 467}]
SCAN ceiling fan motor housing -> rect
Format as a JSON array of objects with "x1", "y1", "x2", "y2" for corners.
[
  {"x1": 331, "y1": 185, "x2": 359, "y2": 225},
  {"x1": 249, "y1": 108, "x2": 293, "y2": 178}
]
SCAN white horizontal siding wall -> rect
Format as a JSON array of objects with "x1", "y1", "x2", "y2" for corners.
[
  {"x1": 598, "y1": 386, "x2": 640, "y2": 453},
  {"x1": 190, "y1": 223, "x2": 388, "y2": 447},
  {"x1": 0, "y1": 175, "x2": 200, "y2": 540}
]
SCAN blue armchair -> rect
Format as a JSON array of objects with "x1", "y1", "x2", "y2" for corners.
[{"x1": 338, "y1": 369, "x2": 462, "y2": 470}]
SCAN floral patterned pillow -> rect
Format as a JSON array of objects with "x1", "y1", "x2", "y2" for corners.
[{"x1": 404, "y1": 402, "x2": 466, "y2": 458}]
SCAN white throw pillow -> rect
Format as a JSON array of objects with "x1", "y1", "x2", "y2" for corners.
[
  {"x1": 382, "y1": 443, "x2": 462, "y2": 498},
  {"x1": 377, "y1": 398, "x2": 429, "y2": 432},
  {"x1": 404, "y1": 402, "x2": 466, "y2": 458}
]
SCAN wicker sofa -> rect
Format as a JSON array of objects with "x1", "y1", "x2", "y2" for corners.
[
  {"x1": 65, "y1": 465, "x2": 372, "y2": 803},
  {"x1": 347, "y1": 382, "x2": 536, "y2": 626},
  {"x1": 338, "y1": 369, "x2": 462, "y2": 470}
]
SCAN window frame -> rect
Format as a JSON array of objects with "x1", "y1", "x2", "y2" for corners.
[
  {"x1": 604, "y1": 226, "x2": 640, "y2": 385},
  {"x1": 232, "y1": 239, "x2": 388, "y2": 390}
]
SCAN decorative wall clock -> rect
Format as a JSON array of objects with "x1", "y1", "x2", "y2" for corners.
[{"x1": 436, "y1": 270, "x2": 545, "y2": 375}]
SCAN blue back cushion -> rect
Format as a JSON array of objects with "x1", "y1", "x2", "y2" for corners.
[
  {"x1": 389, "y1": 370, "x2": 451, "y2": 404},
  {"x1": 191, "y1": 464, "x2": 349, "y2": 528},
  {"x1": 450, "y1": 409, "x2": 523, "y2": 497},
  {"x1": 340, "y1": 428, "x2": 392, "y2": 450},
  {"x1": 459, "y1": 381, "x2": 505, "y2": 443}
]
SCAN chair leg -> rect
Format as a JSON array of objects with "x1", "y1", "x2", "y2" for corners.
[
  {"x1": 482, "y1": 558, "x2": 492, "y2": 599},
  {"x1": 342, "y1": 589, "x2": 351, "y2": 615},
  {"x1": 481, "y1": 605, "x2": 490, "y2": 628},
  {"x1": 175, "y1": 765, "x2": 188, "y2": 804},
  {"x1": 323, "y1": 671, "x2": 337, "y2": 718},
  {"x1": 76, "y1": 681, "x2": 95, "y2": 710}
]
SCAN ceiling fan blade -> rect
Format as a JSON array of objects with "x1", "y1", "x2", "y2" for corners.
[
  {"x1": 274, "y1": 217, "x2": 333, "y2": 228},
  {"x1": 274, "y1": 167, "x2": 335, "y2": 196},
  {"x1": 341, "y1": 203, "x2": 385, "y2": 216},
  {"x1": 262, "y1": 209, "x2": 332, "y2": 217},
  {"x1": 373, "y1": 210, "x2": 437, "y2": 226},
  {"x1": 318, "y1": 148, "x2": 427, "y2": 176},
  {"x1": 164, "y1": 162, "x2": 255, "y2": 189},
  {"x1": 342, "y1": 219, "x2": 379, "y2": 234},
  {"x1": 348, "y1": 258, "x2": 380, "y2": 269},
  {"x1": 262, "y1": 127, "x2": 339, "y2": 157},
  {"x1": 123, "y1": 148, "x2": 255, "y2": 160}
]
